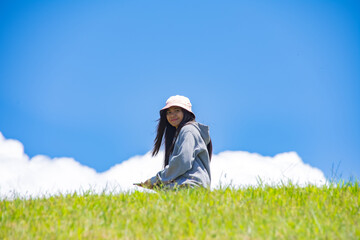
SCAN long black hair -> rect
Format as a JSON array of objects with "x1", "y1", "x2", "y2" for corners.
[{"x1": 152, "y1": 108, "x2": 213, "y2": 167}]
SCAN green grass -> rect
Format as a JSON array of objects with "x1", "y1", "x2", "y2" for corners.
[{"x1": 1, "y1": 182, "x2": 359, "y2": 239}]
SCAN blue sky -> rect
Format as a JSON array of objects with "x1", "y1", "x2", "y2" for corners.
[{"x1": 0, "y1": 0, "x2": 359, "y2": 179}]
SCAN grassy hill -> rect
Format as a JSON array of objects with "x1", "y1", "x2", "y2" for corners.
[{"x1": 1, "y1": 182, "x2": 359, "y2": 239}]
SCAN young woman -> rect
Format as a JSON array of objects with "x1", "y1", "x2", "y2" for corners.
[{"x1": 138, "y1": 95, "x2": 212, "y2": 189}]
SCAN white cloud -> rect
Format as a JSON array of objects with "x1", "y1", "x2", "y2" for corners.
[
  {"x1": 211, "y1": 151, "x2": 326, "y2": 187},
  {"x1": 0, "y1": 132, "x2": 326, "y2": 198}
]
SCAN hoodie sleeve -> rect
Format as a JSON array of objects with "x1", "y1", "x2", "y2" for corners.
[{"x1": 150, "y1": 129, "x2": 197, "y2": 185}]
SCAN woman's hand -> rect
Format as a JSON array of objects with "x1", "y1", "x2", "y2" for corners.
[
  {"x1": 134, "y1": 179, "x2": 153, "y2": 189},
  {"x1": 142, "y1": 179, "x2": 153, "y2": 189}
]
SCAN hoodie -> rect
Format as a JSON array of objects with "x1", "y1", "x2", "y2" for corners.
[{"x1": 150, "y1": 122, "x2": 211, "y2": 189}]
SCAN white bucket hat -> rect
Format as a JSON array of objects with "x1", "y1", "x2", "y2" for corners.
[{"x1": 161, "y1": 95, "x2": 193, "y2": 114}]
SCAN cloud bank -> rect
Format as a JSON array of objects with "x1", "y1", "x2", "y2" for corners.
[{"x1": 0, "y1": 132, "x2": 326, "y2": 198}]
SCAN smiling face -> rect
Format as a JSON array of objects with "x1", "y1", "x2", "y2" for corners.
[{"x1": 166, "y1": 106, "x2": 184, "y2": 128}]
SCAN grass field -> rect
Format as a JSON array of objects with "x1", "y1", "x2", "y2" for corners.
[{"x1": 1, "y1": 182, "x2": 359, "y2": 239}]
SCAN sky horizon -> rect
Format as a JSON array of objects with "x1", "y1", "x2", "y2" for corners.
[
  {"x1": 1, "y1": 0, "x2": 359, "y2": 186},
  {"x1": 0, "y1": 131, "x2": 326, "y2": 198}
]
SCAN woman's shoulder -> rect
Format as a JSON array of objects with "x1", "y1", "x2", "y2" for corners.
[
  {"x1": 181, "y1": 122, "x2": 211, "y2": 145},
  {"x1": 181, "y1": 122, "x2": 200, "y2": 132},
  {"x1": 181, "y1": 122, "x2": 209, "y2": 136}
]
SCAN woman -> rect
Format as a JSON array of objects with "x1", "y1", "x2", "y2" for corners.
[{"x1": 139, "y1": 95, "x2": 212, "y2": 189}]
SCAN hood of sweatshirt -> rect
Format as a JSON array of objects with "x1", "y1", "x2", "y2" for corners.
[{"x1": 188, "y1": 122, "x2": 211, "y2": 145}]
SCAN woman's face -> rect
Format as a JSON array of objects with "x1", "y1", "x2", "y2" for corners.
[{"x1": 166, "y1": 106, "x2": 184, "y2": 128}]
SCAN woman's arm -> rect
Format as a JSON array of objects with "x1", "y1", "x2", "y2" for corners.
[{"x1": 149, "y1": 130, "x2": 197, "y2": 186}]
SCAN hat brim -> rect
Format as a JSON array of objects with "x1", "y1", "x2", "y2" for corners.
[{"x1": 160, "y1": 103, "x2": 194, "y2": 115}]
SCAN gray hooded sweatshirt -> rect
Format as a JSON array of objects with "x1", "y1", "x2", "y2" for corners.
[{"x1": 150, "y1": 122, "x2": 211, "y2": 189}]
